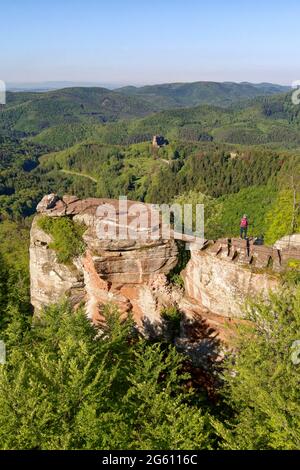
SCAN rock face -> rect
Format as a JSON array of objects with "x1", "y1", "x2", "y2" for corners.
[
  {"x1": 30, "y1": 194, "x2": 300, "y2": 342},
  {"x1": 182, "y1": 238, "x2": 300, "y2": 318},
  {"x1": 30, "y1": 195, "x2": 179, "y2": 326},
  {"x1": 274, "y1": 234, "x2": 300, "y2": 251},
  {"x1": 30, "y1": 218, "x2": 85, "y2": 312}
]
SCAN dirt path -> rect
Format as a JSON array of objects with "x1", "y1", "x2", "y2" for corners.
[{"x1": 61, "y1": 169, "x2": 98, "y2": 183}]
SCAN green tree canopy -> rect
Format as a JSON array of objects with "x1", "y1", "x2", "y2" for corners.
[
  {"x1": 0, "y1": 303, "x2": 211, "y2": 450},
  {"x1": 213, "y1": 284, "x2": 300, "y2": 450},
  {"x1": 265, "y1": 190, "x2": 300, "y2": 245}
]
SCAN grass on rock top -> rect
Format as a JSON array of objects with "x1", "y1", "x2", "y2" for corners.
[{"x1": 37, "y1": 216, "x2": 86, "y2": 264}]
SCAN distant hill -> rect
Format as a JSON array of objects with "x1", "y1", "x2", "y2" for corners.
[
  {"x1": 30, "y1": 90, "x2": 300, "y2": 150},
  {"x1": 117, "y1": 81, "x2": 290, "y2": 109},
  {"x1": 89, "y1": 91, "x2": 300, "y2": 149},
  {"x1": 0, "y1": 87, "x2": 157, "y2": 136},
  {"x1": 1, "y1": 84, "x2": 298, "y2": 150}
]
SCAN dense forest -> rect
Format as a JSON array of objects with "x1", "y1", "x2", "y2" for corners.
[
  {"x1": 0, "y1": 265, "x2": 299, "y2": 449},
  {"x1": 0, "y1": 84, "x2": 300, "y2": 450}
]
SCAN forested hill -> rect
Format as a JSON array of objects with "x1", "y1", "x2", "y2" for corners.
[
  {"x1": 117, "y1": 81, "x2": 290, "y2": 109},
  {"x1": 0, "y1": 84, "x2": 297, "y2": 150},
  {"x1": 26, "y1": 90, "x2": 300, "y2": 150},
  {"x1": 0, "y1": 87, "x2": 158, "y2": 137},
  {"x1": 107, "y1": 91, "x2": 300, "y2": 148},
  {"x1": 0, "y1": 82, "x2": 290, "y2": 140},
  {"x1": 0, "y1": 83, "x2": 299, "y2": 244}
]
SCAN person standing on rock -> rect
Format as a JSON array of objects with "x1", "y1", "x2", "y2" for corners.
[{"x1": 240, "y1": 214, "x2": 248, "y2": 239}]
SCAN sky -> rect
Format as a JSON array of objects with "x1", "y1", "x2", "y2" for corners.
[{"x1": 1, "y1": 0, "x2": 300, "y2": 86}]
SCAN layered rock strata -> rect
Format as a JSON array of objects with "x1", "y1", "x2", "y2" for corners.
[{"x1": 31, "y1": 195, "x2": 300, "y2": 343}]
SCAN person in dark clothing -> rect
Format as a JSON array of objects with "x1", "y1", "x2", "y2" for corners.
[{"x1": 240, "y1": 214, "x2": 248, "y2": 239}]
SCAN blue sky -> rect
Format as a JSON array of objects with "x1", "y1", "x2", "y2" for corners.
[{"x1": 1, "y1": 0, "x2": 299, "y2": 85}]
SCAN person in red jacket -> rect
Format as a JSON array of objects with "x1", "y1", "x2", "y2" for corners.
[{"x1": 240, "y1": 214, "x2": 248, "y2": 239}]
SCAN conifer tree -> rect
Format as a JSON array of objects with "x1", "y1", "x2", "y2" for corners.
[
  {"x1": 213, "y1": 284, "x2": 300, "y2": 450},
  {"x1": 0, "y1": 302, "x2": 211, "y2": 450}
]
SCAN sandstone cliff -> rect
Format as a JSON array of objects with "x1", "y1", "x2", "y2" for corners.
[
  {"x1": 182, "y1": 238, "x2": 283, "y2": 318},
  {"x1": 30, "y1": 194, "x2": 179, "y2": 327},
  {"x1": 30, "y1": 195, "x2": 300, "y2": 343}
]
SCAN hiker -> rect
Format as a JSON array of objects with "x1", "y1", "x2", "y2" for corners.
[{"x1": 240, "y1": 214, "x2": 248, "y2": 239}]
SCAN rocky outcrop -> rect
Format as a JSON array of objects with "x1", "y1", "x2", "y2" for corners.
[
  {"x1": 274, "y1": 234, "x2": 300, "y2": 251},
  {"x1": 30, "y1": 218, "x2": 85, "y2": 312},
  {"x1": 182, "y1": 238, "x2": 300, "y2": 318},
  {"x1": 30, "y1": 194, "x2": 300, "y2": 345},
  {"x1": 30, "y1": 195, "x2": 179, "y2": 326}
]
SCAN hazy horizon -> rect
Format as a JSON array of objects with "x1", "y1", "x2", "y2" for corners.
[
  {"x1": 2, "y1": 0, "x2": 300, "y2": 86},
  {"x1": 5, "y1": 79, "x2": 292, "y2": 92}
]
